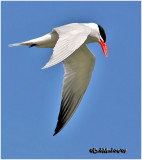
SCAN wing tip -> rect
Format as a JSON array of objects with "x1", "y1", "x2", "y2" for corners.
[
  {"x1": 8, "y1": 44, "x2": 17, "y2": 47},
  {"x1": 53, "y1": 121, "x2": 64, "y2": 136},
  {"x1": 41, "y1": 64, "x2": 51, "y2": 69},
  {"x1": 8, "y1": 43, "x2": 23, "y2": 47},
  {"x1": 53, "y1": 132, "x2": 57, "y2": 136},
  {"x1": 53, "y1": 128, "x2": 60, "y2": 136},
  {"x1": 8, "y1": 44, "x2": 13, "y2": 47},
  {"x1": 41, "y1": 66, "x2": 46, "y2": 70}
]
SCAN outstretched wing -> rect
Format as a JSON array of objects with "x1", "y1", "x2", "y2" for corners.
[
  {"x1": 53, "y1": 45, "x2": 95, "y2": 136},
  {"x1": 42, "y1": 23, "x2": 91, "y2": 69}
]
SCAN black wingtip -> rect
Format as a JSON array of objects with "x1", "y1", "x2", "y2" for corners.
[
  {"x1": 53, "y1": 130, "x2": 59, "y2": 136},
  {"x1": 53, "y1": 125, "x2": 62, "y2": 136},
  {"x1": 53, "y1": 132, "x2": 56, "y2": 136}
]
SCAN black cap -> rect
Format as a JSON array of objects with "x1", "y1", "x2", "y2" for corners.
[{"x1": 98, "y1": 24, "x2": 106, "y2": 42}]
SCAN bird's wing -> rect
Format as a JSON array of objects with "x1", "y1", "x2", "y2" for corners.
[
  {"x1": 53, "y1": 44, "x2": 95, "y2": 136},
  {"x1": 42, "y1": 23, "x2": 91, "y2": 69}
]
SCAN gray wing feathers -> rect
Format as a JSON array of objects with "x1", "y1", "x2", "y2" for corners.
[
  {"x1": 42, "y1": 23, "x2": 91, "y2": 69},
  {"x1": 53, "y1": 45, "x2": 95, "y2": 135}
]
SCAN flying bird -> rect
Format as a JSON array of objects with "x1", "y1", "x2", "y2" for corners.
[{"x1": 9, "y1": 23, "x2": 108, "y2": 136}]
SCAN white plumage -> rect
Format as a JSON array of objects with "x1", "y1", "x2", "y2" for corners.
[{"x1": 9, "y1": 23, "x2": 108, "y2": 136}]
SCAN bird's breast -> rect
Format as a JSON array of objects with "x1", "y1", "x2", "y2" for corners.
[{"x1": 85, "y1": 35, "x2": 98, "y2": 44}]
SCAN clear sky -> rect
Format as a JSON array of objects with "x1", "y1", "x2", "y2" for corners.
[{"x1": 1, "y1": 1, "x2": 141, "y2": 159}]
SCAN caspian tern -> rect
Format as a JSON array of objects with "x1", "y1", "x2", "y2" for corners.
[{"x1": 9, "y1": 23, "x2": 108, "y2": 136}]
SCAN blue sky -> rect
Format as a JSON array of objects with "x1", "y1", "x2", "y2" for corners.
[{"x1": 2, "y1": 1, "x2": 141, "y2": 159}]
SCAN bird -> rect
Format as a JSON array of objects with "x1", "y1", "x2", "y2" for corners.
[{"x1": 9, "y1": 23, "x2": 108, "y2": 136}]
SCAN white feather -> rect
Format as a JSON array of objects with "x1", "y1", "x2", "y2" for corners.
[
  {"x1": 54, "y1": 44, "x2": 95, "y2": 134},
  {"x1": 42, "y1": 23, "x2": 91, "y2": 69}
]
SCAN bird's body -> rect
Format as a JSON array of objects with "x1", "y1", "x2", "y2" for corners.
[
  {"x1": 10, "y1": 23, "x2": 99, "y2": 48},
  {"x1": 9, "y1": 23, "x2": 108, "y2": 136}
]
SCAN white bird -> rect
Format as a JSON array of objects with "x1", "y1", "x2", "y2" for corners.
[{"x1": 9, "y1": 23, "x2": 108, "y2": 136}]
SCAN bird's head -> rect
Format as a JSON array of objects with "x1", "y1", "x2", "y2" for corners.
[{"x1": 97, "y1": 24, "x2": 108, "y2": 57}]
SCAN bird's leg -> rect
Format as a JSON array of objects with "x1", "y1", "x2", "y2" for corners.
[{"x1": 29, "y1": 44, "x2": 36, "y2": 48}]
